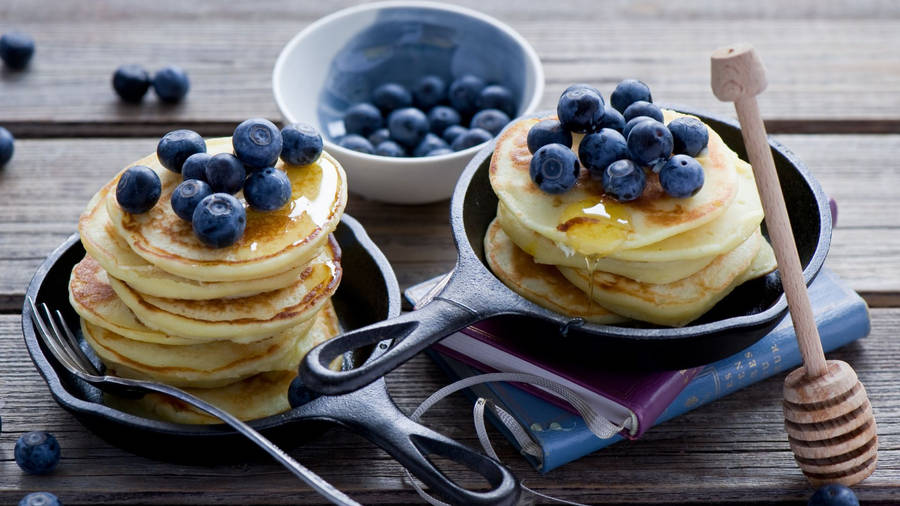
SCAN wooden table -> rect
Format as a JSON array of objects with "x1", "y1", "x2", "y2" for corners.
[{"x1": 1, "y1": 1, "x2": 899, "y2": 504}]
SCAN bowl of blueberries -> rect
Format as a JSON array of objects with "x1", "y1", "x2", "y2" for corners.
[{"x1": 273, "y1": 1, "x2": 544, "y2": 204}]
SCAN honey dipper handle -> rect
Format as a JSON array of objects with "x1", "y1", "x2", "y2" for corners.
[{"x1": 711, "y1": 44, "x2": 827, "y2": 378}]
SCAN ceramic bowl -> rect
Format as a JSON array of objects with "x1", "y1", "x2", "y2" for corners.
[{"x1": 273, "y1": 1, "x2": 544, "y2": 204}]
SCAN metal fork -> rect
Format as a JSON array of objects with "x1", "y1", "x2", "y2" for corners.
[{"x1": 27, "y1": 297, "x2": 360, "y2": 506}]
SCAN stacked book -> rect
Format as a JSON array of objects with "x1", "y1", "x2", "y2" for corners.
[{"x1": 405, "y1": 268, "x2": 870, "y2": 472}]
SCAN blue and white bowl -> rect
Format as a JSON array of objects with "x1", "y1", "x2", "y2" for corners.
[{"x1": 273, "y1": 1, "x2": 543, "y2": 204}]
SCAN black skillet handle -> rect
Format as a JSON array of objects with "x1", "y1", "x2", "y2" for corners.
[{"x1": 301, "y1": 296, "x2": 483, "y2": 395}]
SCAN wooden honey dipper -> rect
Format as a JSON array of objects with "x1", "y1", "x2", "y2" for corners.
[{"x1": 710, "y1": 44, "x2": 877, "y2": 487}]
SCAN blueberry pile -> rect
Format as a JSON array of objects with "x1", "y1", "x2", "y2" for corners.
[
  {"x1": 337, "y1": 74, "x2": 517, "y2": 157},
  {"x1": 112, "y1": 64, "x2": 190, "y2": 103},
  {"x1": 528, "y1": 80, "x2": 709, "y2": 201},
  {"x1": 115, "y1": 120, "x2": 325, "y2": 248}
]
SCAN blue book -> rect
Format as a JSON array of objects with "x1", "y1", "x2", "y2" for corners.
[{"x1": 409, "y1": 268, "x2": 871, "y2": 472}]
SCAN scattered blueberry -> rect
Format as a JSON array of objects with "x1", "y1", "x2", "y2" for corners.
[
  {"x1": 115, "y1": 165, "x2": 161, "y2": 214},
  {"x1": 170, "y1": 179, "x2": 213, "y2": 221},
  {"x1": 413, "y1": 75, "x2": 447, "y2": 110},
  {"x1": 425, "y1": 147, "x2": 453, "y2": 156},
  {"x1": 152, "y1": 65, "x2": 190, "y2": 103},
  {"x1": 372, "y1": 82, "x2": 412, "y2": 114},
  {"x1": 627, "y1": 120, "x2": 673, "y2": 168},
  {"x1": 288, "y1": 376, "x2": 320, "y2": 408},
  {"x1": 557, "y1": 87, "x2": 604, "y2": 133},
  {"x1": 451, "y1": 127, "x2": 492, "y2": 151},
  {"x1": 596, "y1": 106, "x2": 626, "y2": 132},
  {"x1": 338, "y1": 134, "x2": 375, "y2": 154},
  {"x1": 343, "y1": 102, "x2": 383, "y2": 137},
  {"x1": 375, "y1": 140, "x2": 406, "y2": 157},
  {"x1": 623, "y1": 100, "x2": 664, "y2": 123},
  {"x1": 413, "y1": 133, "x2": 449, "y2": 157},
  {"x1": 448, "y1": 74, "x2": 486, "y2": 117},
  {"x1": 470, "y1": 108, "x2": 510, "y2": 136},
  {"x1": 427, "y1": 106, "x2": 461, "y2": 135},
  {"x1": 112, "y1": 64, "x2": 151, "y2": 103},
  {"x1": 157, "y1": 129, "x2": 206, "y2": 173},
  {"x1": 244, "y1": 167, "x2": 292, "y2": 211},
  {"x1": 14, "y1": 431, "x2": 60, "y2": 475},
  {"x1": 441, "y1": 125, "x2": 467, "y2": 145},
  {"x1": 18, "y1": 492, "x2": 62, "y2": 506},
  {"x1": 668, "y1": 116, "x2": 709, "y2": 157},
  {"x1": 0, "y1": 31, "x2": 35, "y2": 70},
  {"x1": 368, "y1": 128, "x2": 391, "y2": 147},
  {"x1": 0, "y1": 126, "x2": 14, "y2": 168},
  {"x1": 388, "y1": 107, "x2": 430, "y2": 148},
  {"x1": 527, "y1": 119, "x2": 572, "y2": 154},
  {"x1": 623, "y1": 115, "x2": 659, "y2": 140},
  {"x1": 477, "y1": 85, "x2": 516, "y2": 117},
  {"x1": 280, "y1": 123, "x2": 323, "y2": 166},
  {"x1": 205, "y1": 153, "x2": 246, "y2": 194},
  {"x1": 808, "y1": 484, "x2": 859, "y2": 506},
  {"x1": 659, "y1": 154, "x2": 704, "y2": 197},
  {"x1": 181, "y1": 152, "x2": 211, "y2": 182},
  {"x1": 562, "y1": 83, "x2": 601, "y2": 96},
  {"x1": 233, "y1": 118, "x2": 282, "y2": 169},
  {"x1": 529, "y1": 143, "x2": 580, "y2": 194},
  {"x1": 602, "y1": 159, "x2": 646, "y2": 202},
  {"x1": 578, "y1": 128, "x2": 629, "y2": 178},
  {"x1": 192, "y1": 193, "x2": 246, "y2": 248},
  {"x1": 610, "y1": 79, "x2": 652, "y2": 113}
]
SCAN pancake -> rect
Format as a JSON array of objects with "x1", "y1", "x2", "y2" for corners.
[
  {"x1": 484, "y1": 219, "x2": 627, "y2": 324},
  {"x1": 557, "y1": 230, "x2": 775, "y2": 327},
  {"x1": 107, "y1": 236, "x2": 341, "y2": 341},
  {"x1": 490, "y1": 111, "x2": 739, "y2": 257},
  {"x1": 80, "y1": 182, "x2": 309, "y2": 300},
  {"x1": 106, "y1": 137, "x2": 347, "y2": 282},
  {"x1": 104, "y1": 300, "x2": 343, "y2": 424}
]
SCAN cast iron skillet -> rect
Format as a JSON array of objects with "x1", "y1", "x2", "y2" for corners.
[
  {"x1": 302, "y1": 107, "x2": 832, "y2": 395},
  {"x1": 21, "y1": 215, "x2": 520, "y2": 506}
]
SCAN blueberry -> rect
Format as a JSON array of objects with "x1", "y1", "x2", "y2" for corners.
[
  {"x1": 623, "y1": 100, "x2": 664, "y2": 123},
  {"x1": 623, "y1": 115, "x2": 659, "y2": 140},
  {"x1": 0, "y1": 126, "x2": 14, "y2": 167},
  {"x1": 413, "y1": 133, "x2": 449, "y2": 157},
  {"x1": 578, "y1": 128, "x2": 629, "y2": 178},
  {"x1": 602, "y1": 159, "x2": 646, "y2": 202},
  {"x1": 157, "y1": 129, "x2": 206, "y2": 173},
  {"x1": 343, "y1": 103, "x2": 383, "y2": 137},
  {"x1": 280, "y1": 123, "x2": 323, "y2": 166},
  {"x1": 413, "y1": 75, "x2": 447, "y2": 110},
  {"x1": 233, "y1": 118, "x2": 282, "y2": 169},
  {"x1": 192, "y1": 193, "x2": 246, "y2": 248},
  {"x1": 170, "y1": 179, "x2": 213, "y2": 221},
  {"x1": 112, "y1": 64, "x2": 150, "y2": 103},
  {"x1": 387, "y1": 107, "x2": 429, "y2": 148},
  {"x1": 427, "y1": 106, "x2": 461, "y2": 135},
  {"x1": 659, "y1": 154, "x2": 704, "y2": 197},
  {"x1": 527, "y1": 119, "x2": 572, "y2": 154},
  {"x1": 18, "y1": 492, "x2": 62, "y2": 506},
  {"x1": 562, "y1": 83, "x2": 601, "y2": 96},
  {"x1": 338, "y1": 134, "x2": 375, "y2": 154},
  {"x1": 152, "y1": 65, "x2": 189, "y2": 103},
  {"x1": 368, "y1": 128, "x2": 391, "y2": 147},
  {"x1": 448, "y1": 74, "x2": 486, "y2": 117},
  {"x1": 14, "y1": 431, "x2": 60, "y2": 475},
  {"x1": 667, "y1": 116, "x2": 709, "y2": 157},
  {"x1": 375, "y1": 140, "x2": 406, "y2": 157},
  {"x1": 442, "y1": 125, "x2": 467, "y2": 144},
  {"x1": 557, "y1": 87, "x2": 604, "y2": 133},
  {"x1": 529, "y1": 143, "x2": 580, "y2": 194},
  {"x1": 610, "y1": 79, "x2": 652, "y2": 113},
  {"x1": 204, "y1": 153, "x2": 245, "y2": 194},
  {"x1": 470, "y1": 109, "x2": 510, "y2": 136},
  {"x1": 244, "y1": 167, "x2": 292, "y2": 211},
  {"x1": 288, "y1": 376, "x2": 320, "y2": 408},
  {"x1": 596, "y1": 106, "x2": 626, "y2": 132},
  {"x1": 116, "y1": 165, "x2": 161, "y2": 214},
  {"x1": 425, "y1": 147, "x2": 453, "y2": 156},
  {"x1": 372, "y1": 83, "x2": 412, "y2": 114},
  {"x1": 450, "y1": 128, "x2": 492, "y2": 151},
  {"x1": 0, "y1": 31, "x2": 35, "y2": 70},
  {"x1": 477, "y1": 85, "x2": 516, "y2": 117},
  {"x1": 808, "y1": 484, "x2": 859, "y2": 506},
  {"x1": 181, "y1": 152, "x2": 211, "y2": 182},
  {"x1": 627, "y1": 120, "x2": 673, "y2": 168}
]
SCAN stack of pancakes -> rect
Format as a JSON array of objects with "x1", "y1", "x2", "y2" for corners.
[
  {"x1": 487, "y1": 110, "x2": 777, "y2": 327},
  {"x1": 69, "y1": 138, "x2": 348, "y2": 423}
]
